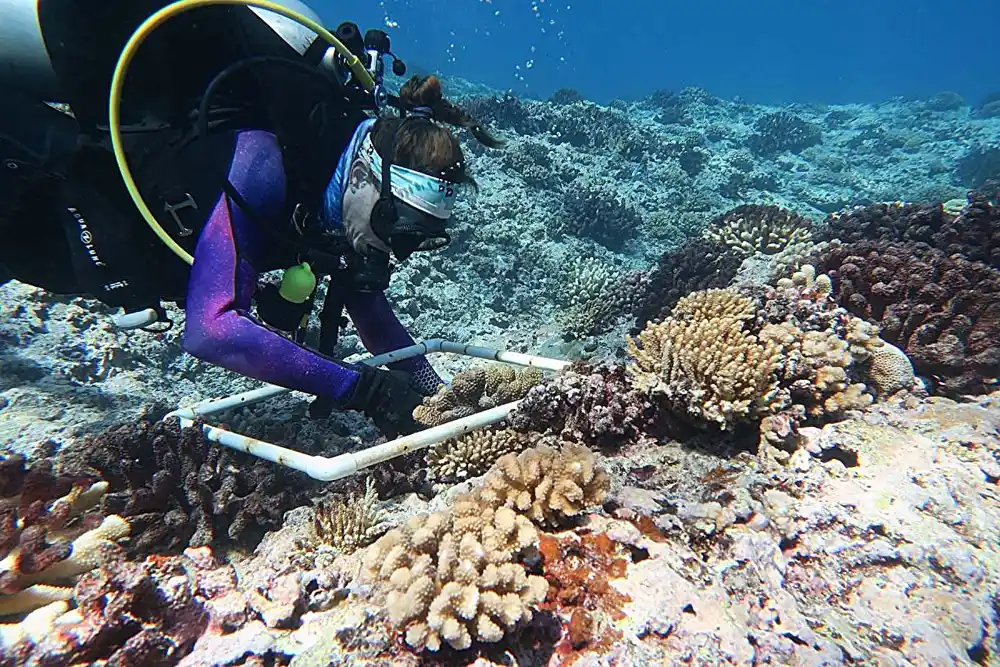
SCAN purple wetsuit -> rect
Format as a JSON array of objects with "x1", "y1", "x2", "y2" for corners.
[{"x1": 181, "y1": 129, "x2": 442, "y2": 402}]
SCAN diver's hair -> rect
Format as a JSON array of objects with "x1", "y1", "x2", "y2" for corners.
[{"x1": 371, "y1": 75, "x2": 503, "y2": 187}]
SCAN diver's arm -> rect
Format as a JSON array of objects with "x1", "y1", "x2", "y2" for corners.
[
  {"x1": 343, "y1": 291, "x2": 444, "y2": 395},
  {"x1": 182, "y1": 129, "x2": 362, "y2": 401}
]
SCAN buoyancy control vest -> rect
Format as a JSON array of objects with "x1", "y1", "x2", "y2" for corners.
[{"x1": 0, "y1": 0, "x2": 370, "y2": 316}]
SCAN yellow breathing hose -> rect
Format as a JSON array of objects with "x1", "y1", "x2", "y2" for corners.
[{"x1": 108, "y1": 0, "x2": 376, "y2": 265}]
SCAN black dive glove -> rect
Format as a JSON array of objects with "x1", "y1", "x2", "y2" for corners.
[{"x1": 343, "y1": 366, "x2": 425, "y2": 438}]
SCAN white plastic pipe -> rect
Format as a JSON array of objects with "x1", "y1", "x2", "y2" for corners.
[
  {"x1": 163, "y1": 339, "x2": 570, "y2": 481},
  {"x1": 165, "y1": 339, "x2": 570, "y2": 420},
  {"x1": 179, "y1": 400, "x2": 521, "y2": 481}
]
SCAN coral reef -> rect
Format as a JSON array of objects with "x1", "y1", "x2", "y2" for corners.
[
  {"x1": 626, "y1": 289, "x2": 786, "y2": 429},
  {"x1": 2, "y1": 546, "x2": 236, "y2": 665},
  {"x1": 703, "y1": 204, "x2": 814, "y2": 257},
  {"x1": 957, "y1": 144, "x2": 1000, "y2": 190},
  {"x1": 537, "y1": 531, "x2": 630, "y2": 653},
  {"x1": 747, "y1": 111, "x2": 822, "y2": 155},
  {"x1": 426, "y1": 428, "x2": 533, "y2": 483},
  {"x1": 363, "y1": 499, "x2": 547, "y2": 652},
  {"x1": 0, "y1": 449, "x2": 129, "y2": 619},
  {"x1": 557, "y1": 257, "x2": 649, "y2": 337},
  {"x1": 476, "y1": 443, "x2": 611, "y2": 527},
  {"x1": 817, "y1": 193, "x2": 1000, "y2": 268},
  {"x1": 56, "y1": 418, "x2": 315, "y2": 554},
  {"x1": 934, "y1": 190, "x2": 1000, "y2": 267},
  {"x1": 555, "y1": 182, "x2": 642, "y2": 249},
  {"x1": 509, "y1": 364, "x2": 665, "y2": 449},
  {"x1": 364, "y1": 443, "x2": 608, "y2": 652},
  {"x1": 414, "y1": 364, "x2": 543, "y2": 427},
  {"x1": 626, "y1": 282, "x2": 888, "y2": 435},
  {"x1": 810, "y1": 239, "x2": 1000, "y2": 395},
  {"x1": 312, "y1": 478, "x2": 385, "y2": 553},
  {"x1": 633, "y1": 238, "x2": 743, "y2": 328},
  {"x1": 7, "y1": 78, "x2": 1000, "y2": 667}
]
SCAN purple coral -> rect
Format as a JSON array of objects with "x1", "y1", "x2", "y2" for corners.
[
  {"x1": 509, "y1": 364, "x2": 669, "y2": 449},
  {"x1": 811, "y1": 240, "x2": 1000, "y2": 395},
  {"x1": 57, "y1": 419, "x2": 316, "y2": 554}
]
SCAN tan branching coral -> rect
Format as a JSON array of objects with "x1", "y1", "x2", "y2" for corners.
[
  {"x1": 363, "y1": 501, "x2": 547, "y2": 652},
  {"x1": 626, "y1": 289, "x2": 786, "y2": 428},
  {"x1": 776, "y1": 263, "x2": 832, "y2": 299},
  {"x1": 476, "y1": 443, "x2": 611, "y2": 527},
  {"x1": 626, "y1": 284, "x2": 886, "y2": 430},
  {"x1": 427, "y1": 429, "x2": 534, "y2": 482},
  {"x1": 415, "y1": 365, "x2": 544, "y2": 427},
  {"x1": 365, "y1": 444, "x2": 609, "y2": 652},
  {"x1": 312, "y1": 478, "x2": 385, "y2": 553},
  {"x1": 759, "y1": 323, "x2": 873, "y2": 418},
  {"x1": 704, "y1": 204, "x2": 813, "y2": 257}
]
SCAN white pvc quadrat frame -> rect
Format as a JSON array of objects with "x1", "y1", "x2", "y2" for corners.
[{"x1": 163, "y1": 340, "x2": 571, "y2": 482}]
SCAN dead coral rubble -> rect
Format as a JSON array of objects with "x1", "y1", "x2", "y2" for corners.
[
  {"x1": 0, "y1": 449, "x2": 129, "y2": 621},
  {"x1": 414, "y1": 365, "x2": 543, "y2": 427},
  {"x1": 57, "y1": 418, "x2": 316, "y2": 554},
  {"x1": 2, "y1": 546, "x2": 237, "y2": 667},
  {"x1": 537, "y1": 532, "x2": 631, "y2": 654}
]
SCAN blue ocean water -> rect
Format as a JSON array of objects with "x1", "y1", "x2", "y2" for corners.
[{"x1": 316, "y1": 0, "x2": 1000, "y2": 105}]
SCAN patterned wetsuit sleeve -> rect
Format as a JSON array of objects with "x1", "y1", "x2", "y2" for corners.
[
  {"x1": 343, "y1": 291, "x2": 444, "y2": 395},
  {"x1": 182, "y1": 130, "x2": 362, "y2": 402}
]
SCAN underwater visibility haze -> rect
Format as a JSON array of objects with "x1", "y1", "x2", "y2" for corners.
[{"x1": 0, "y1": 0, "x2": 999, "y2": 664}]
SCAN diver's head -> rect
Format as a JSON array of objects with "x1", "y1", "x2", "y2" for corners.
[{"x1": 341, "y1": 75, "x2": 502, "y2": 262}]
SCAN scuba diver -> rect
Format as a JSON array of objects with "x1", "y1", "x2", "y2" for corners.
[{"x1": 0, "y1": 0, "x2": 502, "y2": 437}]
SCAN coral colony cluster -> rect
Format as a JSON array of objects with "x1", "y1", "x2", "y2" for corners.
[{"x1": 2, "y1": 84, "x2": 1000, "y2": 665}]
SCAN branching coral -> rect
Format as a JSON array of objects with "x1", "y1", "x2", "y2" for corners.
[
  {"x1": 704, "y1": 205, "x2": 814, "y2": 258},
  {"x1": 365, "y1": 443, "x2": 609, "y2": 652},
  {"x1": 747, "y1": 111, "x2": 822, "y2": 155},
  {"x1": 0, "y1": 450, "x2": 129, "y2": 619},
  {"x1": 509, "y1": 364, "x2": 665, "y2": 449},
  {"x1": 817, "y1": 201, "x2": 941, "y2": 246},
  {"x1": 427, "y1": 429, "x2": 534, "y2": 482},
  {"x1": 627, "y1": 284, "x2": 884, "y2": 431},
  {"x1": 476, "y1": 443, "x2": 611, "y2": 527},
  {"x1": 557, "y1": 257, "x2": 650, "y2": 337},
  {"x1": 56, "y1": 418, "x2": 315, "y2": 554},
  {"x1": 363, "y1": 501, "x2": 547, "y2": 652},
  {"x1": 633, "y1": 238, "x2": 743, "y2": 329},
  {"x1": 414, "y1": 365, "x2": 543, "y2": 427},
  {"x1": 816, "y1": 194, "x2": 1000, "y2": 268},
  {"x1": 810, "y1": 239, "x2": 1000, "y2": 395},
  {"x1": 312, "y1": 478, "x2": 385, "y2": 553},
  {"x1": 626, "y1": 289, "x2": 786, "y2": 429},
  {"x1": 555, "y1": 181, "x2": 641, "y2": 249}
]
